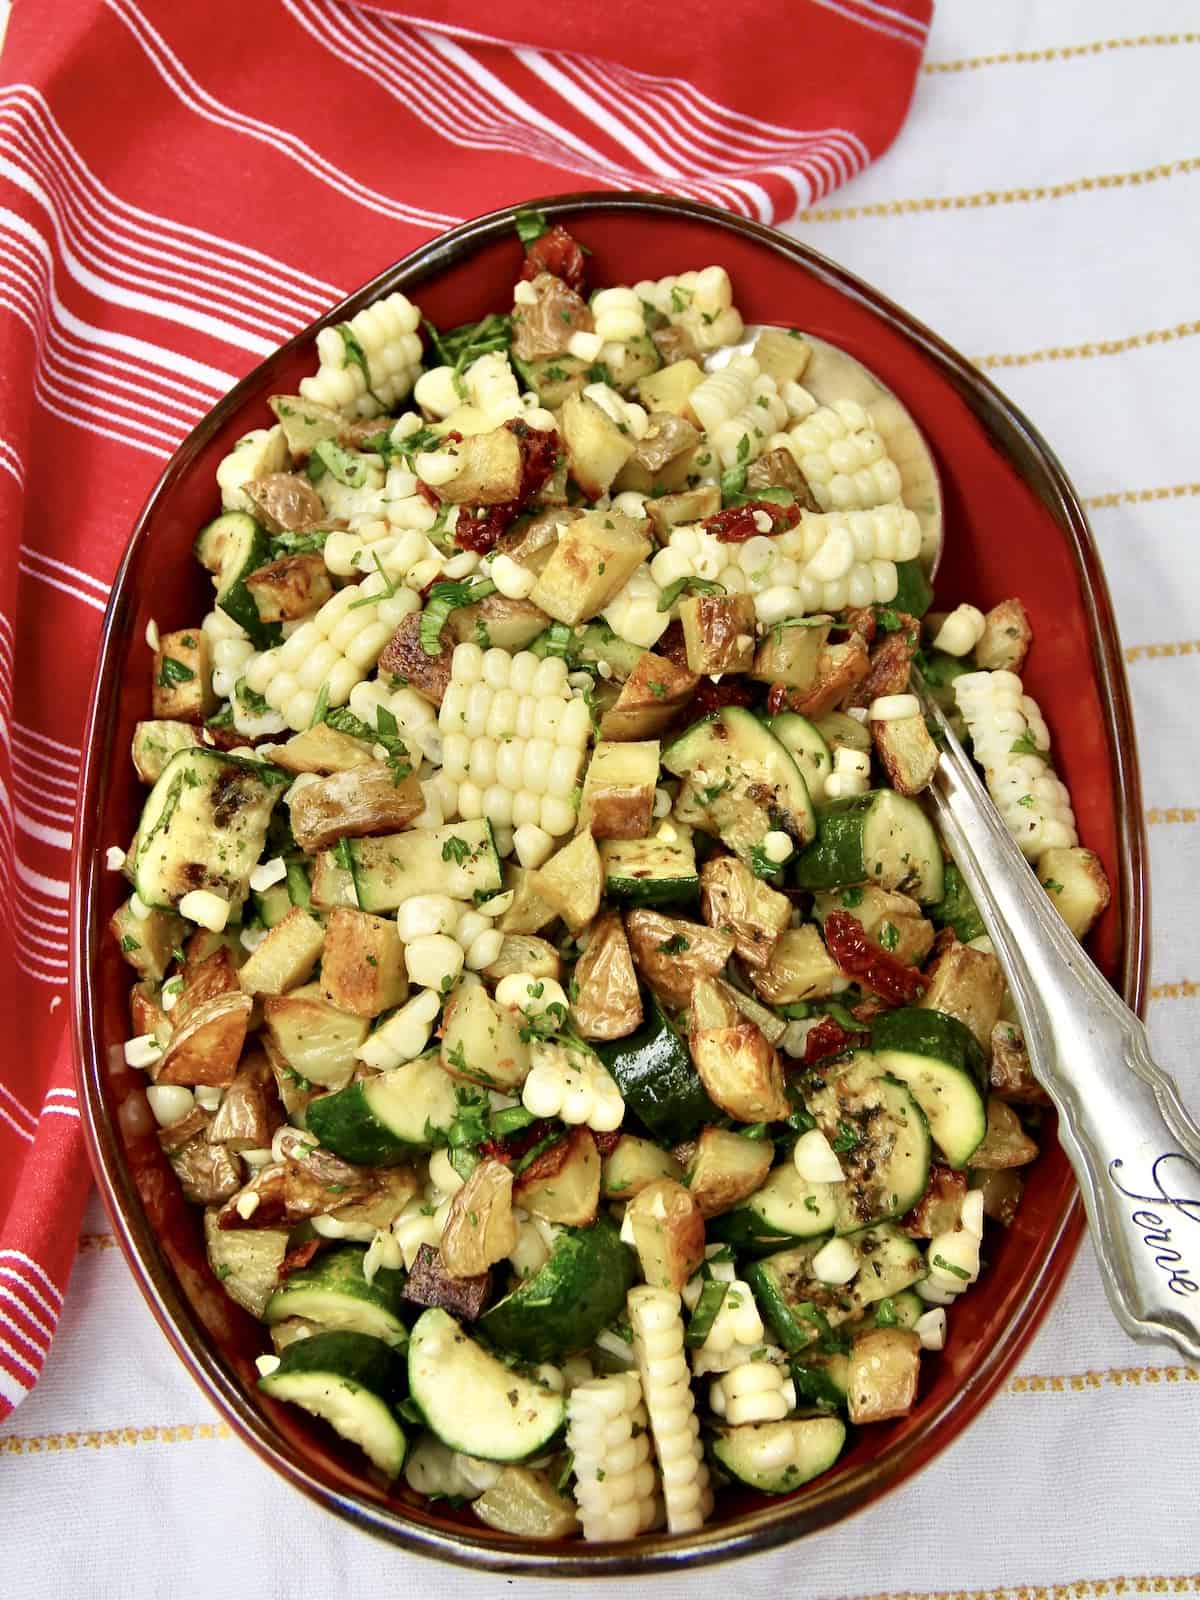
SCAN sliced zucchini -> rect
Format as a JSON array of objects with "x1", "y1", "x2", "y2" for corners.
[
  {"x1": 347, "y1": 820, "x2": 501, "y2": 912},
  {"x1": 792, "y1": 789, "x2": 944, "y2": 904},
  {"x1": 478, "y1": 1218, "x2": 635, "y2": 1361},
  {"x1": 869, "y1": 1008, "x2": 988, "y2": 1167},
  {"x1": 768, "y1": 712, "x2": 832, "y2": 802},
  {"x1": 601, "y1": 827, "x2": 699, "y2": 905},
  {"x1": 712, "y1": 1416, "x2": 846, "y2": 1494},
  {"x1": 133, "y1": 747, "x2": 287, "y2": 910},
  {"x1": 264, "y1": 1246, "x2": 409, "y2": 1346},
  {"x1": 194, "y1": 510, "x2": 280, "y2": 648},
  {"x1": 594, "y1": 994, "x2": 717, "y2": 1143},
  {"x1": 407, "y1": 1308, "x2": 566, "y2": 1462},
  {"x1": 747, "y1": 1225, "x2": 925, "y2": 1354},
  {"x1": 787, "y1": 1349, "x2": 851, "y2": 1411},
  {"x1": 259, "y1": 1329, "x2": 407, "y2": 1477},
  {"x1": 305, "y1": 1051, "x2": 457, "y2": 1164},
  {"x1": 801, "y1": 1054, "x2": 931, "y2": 1231},
  {"x1": 663, "y1": 707, "x2": 816, "y2": 869},
  {"x1": 253, "y1": 880, "x2": 293, "y2": 929},
  {"x1": 927, "y1": 860, "x2": 986, "y2": 944}
]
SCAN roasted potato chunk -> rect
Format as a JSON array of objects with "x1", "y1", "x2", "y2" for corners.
[
  {"x1": 699, "y1": 854, "x2": 791, "y2": 969},
  {"x1": 272, "y1": 723, "x2": 374, "y2": 774},
  {"x1": 402, "y1": 1243, "x2": 491, "y2": 1322},
  {"x1": 262, "y1": 983, "x2": 369, "y2": 1088},
  {"x1": 376, "y1": 612, "x2": 453, "y2": 705},
  {"x1": 625, "y1": 909, "x2": 735, "y2": 1010},
  {"x1": 974, "y1": 597, "x2": 1032, "y2": 674},
  {"x1": 872, "y1": 713, "x2": 939, "y2": 796},
  {"x1": 750, "y1": 925, "x2": 844, "y2": 1005},
  {"x1": 514, "y1": 1127, "x2": 600, "y2": 1226},
  {"x1": 511, "y1": 271, "x2": 593, "y2": 361},
  {"x1": 448, "y1": 592, "x2": 549, "y2": 652},
  {"x1": 244, "y1": 553, "x2": 333, "y2": 624},
  {"x1": 111, "y1": 898, "x2": 186, "y2": 984},
  {"x1": 157, "y1": 991, "x2": 252, "y2": 1087},
  {"x1": 613, "y1": 412, "x2": 699, "y2": 494},
  {"x1": 434, "y1": 426, "x2": 525, "y2": 504},
  {"x1": 243, "y1": 472, "x2": 326, "y2": 532},
  {"x1": 969, "y1": 1096, "x2": 1039, "y2": 1169},
  {"x1": 167, "y1": 1132, "x2": 244, "y2": 1206},
  {"x1": 751, "y1": 616, "x2": 832, "y2": 689},
  {"x1": 440, "y1": 1159, "x2": 518, "y2": 1279},
  {"x1": 598, "y1": 651, "x2": 698, "y2": 742},
  {"x1": 579, "y1": 740, "x2": 659, "y2": 839},
  {"x1": 1037, "y1": 846, "x2": 1111, "y2": 941},
  {"x1": 624, "y1": 1178, "x2": 706, "y2": 1291},
  {"x1": 745, "y1": 446, "x2": 818, "y2": 505},
  {"x1": 482, "y1": 934, "x2": 561, "y2": 983},
  {"x1": 644, "y1": 485, "x2": 721, "y2": 541},
  {"x1": 208, "y1": 1053, "x2": 282, "y2": 1151},
  {"x1": 679, "y1": 592, "x2": 756, "y2": 675},
  {"x1": 847, "y1": 1328, "x2": 922, "y2": 1424},
  {"x1": 289, "y1": 764, "x2": 423, "y2": 853},
  {"x1": 494, "y1": 506, "x2": 582, "y2": 575},
  {"x1": 918, "y1": 934, "x2": 1005, "y2": 1048},
  {"x1": 785, "y1": 636, "x2": 870, "y2": 718},
  {"x1": 637, "y1": 359, "x2": 704, "y2": 418},
  {"x1": 441, "y1": 982, "x2": 530, "y2": 1091},
  {"x1": 558, "y1": 394, "x2": 636, "y2": 500},
  {"x1": 601, "y1": 1135, "x2": 683, "y2": 1200},
  {"x1": 989, "y1": 1020, "x2": 1050, "y2": 1106},
  {"x1": 319, "y1": 907, "x2": 408, "y2": 1017},
  {"x1": 238, "y1": 907, "x2": 325, "y2": 997},
  {"x1": 152, "y1": 628, "x2": 216, "y2": 722},
  {"x1": 530, "y1": 508, "x2": 650, "y2": 625},
  {"x1": 901, "y1": 1164, "x2": 967, "y2": 1237},
  {"x1": 530, "y1": 828, "x2": 602, "y2": 933},
  {"x1": 203, "y1": 1208, "x2": 288, "y2": 1316},
  {"x1": 683, "y1": 1127, "x2": 774, "y2": 1218},
  {"x1": 497, "y1": 864, "x2": 557, "y2": 935},
  {"x1": 570, "y1": 912, "x2": 642, "y2": 1042},
  {"x1": 131, "y1": 719, "x2": 202, "y2": 784},
  {"x1": 751, "y1": 327, "x2": 812, "y2": 387},
  {"x1": 850, "y1": 614, "x2": 920, "y2": 707},
  {"x1": 814, "y1": 887, "x2": 934, "y2": 968},
  {"x1": 688, "y1": 976, "x2": 789, "y2": 1123}
]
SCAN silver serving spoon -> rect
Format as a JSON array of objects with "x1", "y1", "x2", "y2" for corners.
[{"x1": 712, "y1": 325, "x2": 1200, "y2": 1360}]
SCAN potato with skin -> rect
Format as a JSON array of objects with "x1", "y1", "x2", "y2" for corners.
[
  {"x1": 318, "y1": 907, "x2": 408, "y2": 1018},
  {"x1": 688, "y1": 976, "x2": 790, "y2": 1124},
  {"x1": 440, "y1": 982, "x2": 530, "y2": 1092},
  {"x1": 974, "y1": 597, "x2": 1032, "y2": 674},
  {"x1": 814, "y1": 887, "x2": 934, "y2": 969},
  {"x1": 682, "y1": 1127, "x2": 774, "y2": 1219},
  {"x1": 750, "y1": 925, "x2": 844, "y2": 1006},
  {"x1": 847, "y1": 1328, "x2": 922, "y2": 1425},
  {"x1": 624, "y1": 909, "x2": 735, "y2": 1010},
  {"x1": 1037, "y1": 846, "x2": 1111, "y2": 941},
  {"x1": 289, "y1": 764, "x2": 424, "y2": 854},
  {"x1": 579, "y1": 741, "x2": 659, "y2": 840},
  {"x1": 514, "y1": 1127, "x2": 601, "y2": 1226},
  {"x1": 244, "y1": 553, "x2": 333, "y2": 624},
  {"x1": 262, "y1": 983, "x2": 369, "y2": 1088},
  {"x1": 482, "y1": 934, "x2": 561, "y2": 984},
  {"x1": 529, "y1": 828, "x2": 602, "y2": 933},
  {"x1": 599, "y1": 651, "x2": 699, "y2": 742},
  {"x1": 272, "y1": 723, "x2": 374, "y2": 774},
  {"x1": 152, "y1": 628, "x2": 217, "y2": 722},
  {"x1": 751, "y1": 616, "x2": 832, "y2": 689},
  {"x1": 849, "y1": 614, "x2": 921, "y2": 708},
  {"x1": 111, "y1": 898, "x2": 186, "y2": 984},
  {"x1": 624, "y1": 1178, "x2": 706, "y2": 1291},
  {"x1": 700, "y1": 854, "x2": 791, "y2": 970},
  {"x1": 644, "y1": 485, "x2": 720, "y2": 541},
  {"x1": 207, "y1": 1053, "x2": 282, "y2": 1151},
  {"x1": 377, "y1": 612, "x2": 453, "y2": 705},
  {"x1": 448, "y1": 592, "x2": 549, "y2": 652},
  {"x1": 970, "y1": 1096, "x2": 1039, "y2": 1170},
  {"x1": 901, "y1": 1165, "x2": 967, "y2": 1238},
  {"x1": 872, "y1": 713, "x2": 939, "y2": 797},
  {"x1": 989, "y1": 1020, "x2": 1050, "y2": 1106},
  {"x1": 679, "y1": 592, "x2": 757, "y2": 676},
  {"x1": 559, "y1": 394, "x2": 636, "y2": 500},
  {"x1": 918, "y1": 934, "x2": 1005, "y2": 1048},
  {"x1": 243, "y1": 472, "x2": 326, "y2": 533},
  {"x1": 434, "y1": 426, "x2": 525, "y2": 504},
  {"x1": 570, "y1": 912, "x2": 642, "y2": 1042},
  {"x1": 156, "y1": 991, "x2": 252, "y2": 1088},
  {"x1": 785, "y1": 636, "x2": 870, "y2": 719},
  {"x1": 511, "y1": 271, "x2": 592, "y2": 361},
  {"x1": 601, "y1": 1136, "x2": 683, "y2": 1200},
  {"x1": 440, "y1": 1159, "x2": 518, "y2": 1279},
  {"x1": 496, "y1": 865, "x2": 557, "y2": 935}
]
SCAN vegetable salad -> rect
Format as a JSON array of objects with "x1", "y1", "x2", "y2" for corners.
[{"x1": 111, "y1": 209, "x2": 1113, "y2": 1541}]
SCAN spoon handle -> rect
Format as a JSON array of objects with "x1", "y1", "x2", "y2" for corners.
[{"x1": 916, "y1": 680, "x2": 1200, "y2": 1359}]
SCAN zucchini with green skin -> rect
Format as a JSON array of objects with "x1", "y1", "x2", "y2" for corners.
[
  {"x1": 346, "y1": 820, "x2": 502, "y2": 912},
  {"x1": 258, "y1": 1329, "x2": 408, "y2": 1477},
  {"x1": 407, "y1": 1307, "x2": 566, "y2": 1461},
  {"x1": 133, "y1": 747, "x2": 287, "y2": 910},
  {"x1": 600, "y1": 831, "x2": 699, "y2": 905},
  {"x1": 478, "y1": 1218, "x2": 635, "y2": 1361},
  {"x1": 927, "y1": 860, "x2": 986, "y2": 944},
  {"x1": 792, "y1": 789, "x2": 944, "y2": 905},
  {"x1": 747, "y1": 1225, "x2": 925, "y2": 1354},
  {"x1": 767, "y1": 712, "x2": 832, "y2": 802},
  {"x1": 304, "y1": 1051, "x2": 457, "y2": 1164},
  {"x1": 264, "y1": 1246, "x2": 409, "y2": 1346},
  {"x1": 712, "y1": 1416, "x2": 846, "y2": 1494},
  {"x1": 594, "y1": 994, "x2": 718, "y2": 1144},
  {"x1": 802, "y1": 1054, "x2": 931, "y2": 1231},
  {"x1": 194, "y1": 510, "x2": 281, "y2": 648},
  {"x1": 869, "y1": 1008, "x2": 988, "y2": 1168}
]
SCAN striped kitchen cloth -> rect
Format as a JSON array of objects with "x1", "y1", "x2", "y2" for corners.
[{"x1": 0, "y1": 0, "x2": 931, "y2": 1417}]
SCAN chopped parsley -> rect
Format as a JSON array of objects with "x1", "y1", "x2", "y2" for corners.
[
  {"x1": 1009, "y1": 730, "x2": 1039, "y2": 757},
  {"x1": 120, "y1": 934, "x2": 141, "y2": 953},
  {"x1": 932, "y1": 1253, "x2": 972, "y2": 1282},
  {"x1": 1043, "y1": 877, "x2": 1065, "y2": 894},
  {"x1": 155, "y1": 656, "x2": 195, "y2": 688},
  {"x1": 840, "y1": 886, "x2": 865, "y2": 909},
  {"x1": 441, "y1": 835, "x2": 472, "y2": 866},
  {"x1": 831, "y1": 1120, "x2": 862, "y2": 1154},
  {"x1": 878, "y1": 920, "x2": 899, "y2": 952},
  {"x1": 656, "y1": 934, "x2": 690, "y2": 955},
  {"x1": 419, "y1": 577, "x2": 497, "y2": 657},
  {"x1": 656, "y1": 575, "x2": 726, "y2": 613},
  {"x1": 514, "y1": 207, "x2": 550, "y2": 245}
]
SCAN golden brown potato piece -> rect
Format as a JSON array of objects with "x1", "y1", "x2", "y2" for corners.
[
  {"x1": 745, "y1": 446, "x2": 818, "y2": 506},
  {"x1": 496, "y1": 865, "x2": 557, "y2": 935},
  {"x1": 624, "y1": 909, "x2": 734, "y2": 1010},
  {"x1": 974, "y1": 597, "x2": 1032, "y2": 674},
  {"x1": 872, "y1": 713, "x2": 939, "y2": 797},
  {"x1": 244, "y1": 553, "x2": 333, "y2": 624},
  {"x1": 973, "y1": 1167, "x2": 1024, "y2": 1226},
  {"x1": 530, "y1": 828, "x2": 603, "y2": 933},
  {"x1": 152, "y1": 628, "x2": 216, "y2": 722},
  {"x1": 156, "y1": 992, "x2": 252, "y2": 1087},
  {"x1": 600, "y1": 1135, "x2": 683, "y2": 1200},
  {"x1": 377, "y1": 612, "x2": 453, "y2": 705},
  {"x1": 494, "y1": 506, "x2": 582, "y2": 575},
  {"x1": 530, "y1": 508, "x2": 650, "y2": 624},
  {"x1": 448, "y1": 592, "x2": 549, "y2": 652},
  {"x1": 289, "y1": 765, "x2": 423, "y2": 854},
  {"x1": 579, "y1": 741, "x2": 658, "y2": 840},
  {"x1": 238, "y1": 907, "x2": 326, "y2": 998},
  {"x1": 679, "y1": 592, "x2": 756, "y2": 676},
  {"x1": 262, "y1": 983, "x2": 369, "y2": 1088},
  {"x1": 272, "y1": 723, "x2": 374, "y2": 774},
  {"x1": 688, "y1": 976, "x2": 789, "y2": 1124},
  {"x1": 683, "y1": 1127, "x2": 774, "y2": 1218},
  {"x1": 511, "y1": 271, "x2": 593, "y2": 361},
  {"x1": 901, "y1": 1165, "x2": 967, "y2": 1238},
  {"x1": 847, "y1": 1328, "x2": 922, "y2": 1425},
  {"x1": 598, "y1": 651, "x2": 699, "y2": 742},
  {"x1": 849, "y1": 614, "x2": 920, "y2": 707},
  {"x1": 130, "y1": 982, "x2": 171, "y2": 1052},
  {"x1": 208, "y1": 1053, "x2": 282, "y2": 1151},
  {"x1": 751, "y1": 616, "x2": 832, "y2": 689},
  {"x1": 624, "y1": 1178, "x2": 706, "y2": 1291},
  {"x1": 989, "y1": 1020, "x2": 1050, "y2": 1106},
  {"x1": 750, "y1": 925, "x2": 844, "y2": 1005},
  {"x1": 786, "y1": 636, "x2": 870, "y2": 718},
  {"x1": 969, "y1": 1096, "x2": 1039, "y2": 1170},
  {"x1": 440, "y1": 983, "x2": 530, "y2": 1092},
  {"x1": 570, "y1": 911, "x2": 642, "y2": 1042},
  {"x1": 177, "y1": 945, "x2": 241, "y2": 1016},
  {"x1": 243, "y1": 472, "x2": 326, "y2": 533},
  {"x1": 918, "y1": 935, "x2": 1005, "y2": 1048},
  {"x1": 111, "y1": 898, "x2": 186, "y2": 984},
  {"x1": 482, "y1": 934, "x2": 561, "y2": 984},
  {"x1": 1037, "y1": 846, "x2": 1111, "y2": 942},
  {"x1": 166, "y1": 1133, "x2": 243, "y2": 1205},
  {"x1": 699, "y1": 854, "x2": 791, "y2": 970},
  {"x1": 814, "y1": 887, "x2": 934, "y2": 969},
  {"x1": 644, "y1": 485, "x2": 721, "y2": 541},
  {"x1": 514, "y1": 1127, "x2": 600, "y2": 1226},
  {"x1": 435, "y1": 426, "x2": 526, "y2": 505},
  {"x1": 440, "y1": 1159, "x2": 518, "y2": 1279},
  {"x1": 319, "y1": 907, "x2": 408, "y2": 1017}
]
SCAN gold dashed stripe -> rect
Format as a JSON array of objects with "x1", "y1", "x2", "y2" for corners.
[
  {"x1": 0, "y1": 1423, "x2": 232, "y2": 1455},
  {"x1": 1125, "y1": 641, "x2": 1200, "y2": 664},
  {"x1": 1085, "y1": 482, "x2": 1200, "y2": 510},
  {"x1": 798, "y1": 157, "x2": 1200, "y2": 222},
  {"x1": 1149, "y1": 980, "x2": 1198, "y2": 1002},
  {"x1": 975, "y1": 320, "x2": 1200, "y2": 370},
  {"x1": 1010, "y1": 1366, "x2": 1199, "y2": 1393},
  {"x1": 924, "y1": 33, "x2": 1200, "y2": 73},
  {"x1": 850, "y1": 1577, "x2": 1200, "y2": 1600},
  {"x1": 1146, "y1": 808, "x2": 1199, "y2": 826}
]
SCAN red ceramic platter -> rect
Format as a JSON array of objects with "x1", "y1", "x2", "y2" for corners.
[{"x1": 71, "y1": 193, "x2": 1148, "y2": 1575}]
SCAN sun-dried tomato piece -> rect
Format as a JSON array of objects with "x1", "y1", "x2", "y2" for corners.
[
  {"x1": 278, "y1": 1238, "x2": 323, "y2": 1279},
  {"x1": 590, "y1": 1129, "x2": 623, "y2": 1158},
  {"x1": 703, "y1": 500, "x2": 802, "y2": 543},
  {"x1": 765, "y1": 682, "x2": 789, "y2": 716},
  {"x1": 796, "y1": 1013, "x2": 869, "y2": 1067},
  {"x1": 453, "y1": 419, "x2": 560, "y2": 554},
  {"x1": 478, "y1": 1117, "x2": 558, "y2": 1167},
  {"x1": 520, "y1": 224, "x2": 587, "y2": 295},
  {"x1": 688, "y1": 674, "x2": 758, "y2": 721},
  {"x1": 822, "y1": 910, "x2": 928, "y2": 1006}
]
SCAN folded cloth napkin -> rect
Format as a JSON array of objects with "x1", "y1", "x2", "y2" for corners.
[{"x1": 0, "y1": 0, "x2": 930, "y2": 1419}]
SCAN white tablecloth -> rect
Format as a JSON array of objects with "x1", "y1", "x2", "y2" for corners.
[{"x1": 4, "y1": 1, "x2": 1198, "y2": 1592}]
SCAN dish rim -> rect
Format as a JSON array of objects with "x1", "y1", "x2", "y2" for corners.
[{"x1": 70, "y1": 189, "x2": 1149, "y2": 1576}]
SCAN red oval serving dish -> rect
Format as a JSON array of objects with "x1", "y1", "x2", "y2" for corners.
[{"x1": 71, "y1": 192, "x2": 1148, "y2": 1575}]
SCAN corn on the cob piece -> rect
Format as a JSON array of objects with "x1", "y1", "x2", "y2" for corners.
[
  {"x1": 932, "y1": 603, "x2": 986, "y2": 657},
  {"x1": 687, "y1": 353, "x2": 759, "y2": 438},
  {"x1": 954, "y1": 669, "x2": 1078, "y2": 859},
  {"x1": 693, "y1": 1280, "x2": 765, "y2": 1359},
  {"x1": 215, "y1": 426, "x2": 289, "y2": 513},
  {"x1": 601, "y1": 564, "x2": 671, "y2": 650},
  {"x1": 776, "y1": 398, "x2": 903, "y2": 512},
  {"x1": 710, "y1": 377, "x2": 788, "y2": 471},
  {"x1": 709, "y1": 1359, "x2": 796, "y2": 1425},
  {"x1": 917, "y1": 1190, "x2": 985, "y2": 1306},
  {"x1": 300, "y1": 292, "x2": 424, "y2": 418},
  {"x1": 632, "y1": 266, "x2": 744, "y2": 351},
  {"x1": 567, "y1": 1372, "x2": 661, "y2": 1542},
  {"x1": 436, "y1": 645, "x2": 592, "y2": 839},
  {"x1": 627, "y1": 1286, "x2": 713, "y2": 1535},
  {"x1": 520, "y1": 1040, "x2": 625, "y2": 1133},
  {"x1": 242, "y1": 576, "x2": 419, "y2": 732}
]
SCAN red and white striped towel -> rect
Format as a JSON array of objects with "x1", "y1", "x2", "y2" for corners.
[{"x1": 0, "y1": 0, "x2": 930, "y2": 1419}]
